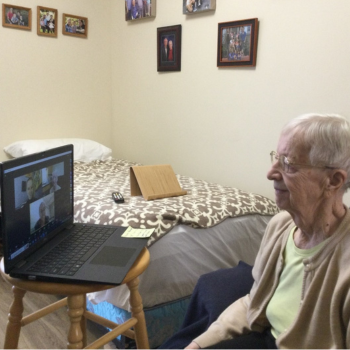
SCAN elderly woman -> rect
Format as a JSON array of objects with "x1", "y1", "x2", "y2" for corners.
[{"x1": 179, "y1": 113, "x2": 350, "y2": 349}]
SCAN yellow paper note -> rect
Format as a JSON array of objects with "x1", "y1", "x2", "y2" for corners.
[{"x1": 122, "y1": 226, "x2": 154, "y2": 238}]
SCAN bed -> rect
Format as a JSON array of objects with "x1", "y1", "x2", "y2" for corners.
[{"x1": 3, "y1": 139, "x2": 279, "y2": 348}]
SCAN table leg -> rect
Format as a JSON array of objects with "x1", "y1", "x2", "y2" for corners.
[
  {"x1": 4, "y1": 286, "x2": 26, "y2": 349},
  {"x1": 66, "y1": 294, "x2": 85, "y2": 349},
  {"x1": 127, "y1": 277, "x2": 149, "y2": 349}
]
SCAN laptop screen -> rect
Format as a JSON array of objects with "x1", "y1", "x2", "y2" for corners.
[{"x1": 1, "y1": 145, "x2": 74, "y2": 271}]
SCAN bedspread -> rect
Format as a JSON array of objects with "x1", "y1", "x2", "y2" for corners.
[{"x1": 73, "y1": 158, "x2": 279, "y2": 247}]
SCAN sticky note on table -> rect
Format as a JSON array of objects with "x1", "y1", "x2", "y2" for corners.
[{"x1": 122, "y1": 226, "x2": 155, "y2": 238}]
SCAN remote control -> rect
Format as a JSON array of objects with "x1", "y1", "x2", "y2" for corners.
[{"x1": 112, "y1": 192, "x2": 124, "y2": 203}]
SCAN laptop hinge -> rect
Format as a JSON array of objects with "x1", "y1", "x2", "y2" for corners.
[{"x1": 15, "y1": 260, "x2": 27, "y2": 269}]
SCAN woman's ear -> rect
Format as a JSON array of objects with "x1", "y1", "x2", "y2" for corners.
[{"x1": 328, "y1": 169, "x2": 348, "y2": 191}]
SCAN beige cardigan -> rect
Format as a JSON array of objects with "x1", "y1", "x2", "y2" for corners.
[{"x1": 194, "y1": 209, "x2": 350, "y2": 349}]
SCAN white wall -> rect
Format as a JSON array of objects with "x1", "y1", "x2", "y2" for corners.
[
  {"x1": 111, "y1": 0, "x2": 350, "y2": 205},
  {"x1": 0, "y1": 0, "x2": 113, "y2": 161},
  {"x1": 1, "y1": 1, "x2": 350, "y2": 206}
]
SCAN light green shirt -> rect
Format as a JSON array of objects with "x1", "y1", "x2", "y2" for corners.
[{"x1": 266, "y1": 227, "x2": 326, "y2": 338}]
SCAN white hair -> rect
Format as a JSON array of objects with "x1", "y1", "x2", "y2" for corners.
[{"x1": 282, "y1": 113, "x2": 350, "y2": 189}]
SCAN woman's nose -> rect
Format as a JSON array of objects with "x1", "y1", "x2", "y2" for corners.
[{"x1": 267, "y1": 163, "x2": 282, "y2": 181}]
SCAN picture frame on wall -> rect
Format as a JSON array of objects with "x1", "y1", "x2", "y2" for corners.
[
  {"x1": 183, "y1": 0, "x2": 216, "y2": 14},
  {"x1": 37, "y1": 6, "x2": 57, "y2": 37},
  {"x1": 125, "y1": 0, "x2": 156, "y2": 21},
  {"x1": 157, "y1": 25, "x2": 182, "y2": 72},
  {"x1": 217, "y1": 18, "x2": 259, "y2": 68},
  {"x1": 62, "y1": 13, "x2": 88, "y2": 38},
  {"x1": 2, "y1": 4, "x2": 31, "y2": 30}
]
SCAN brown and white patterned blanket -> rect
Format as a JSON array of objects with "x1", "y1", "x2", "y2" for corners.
[{"x1": 73, "y1": 158, "x2": 279, "y2": 247}]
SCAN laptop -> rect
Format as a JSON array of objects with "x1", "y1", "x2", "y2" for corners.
[{"x1": 0, "y1": 144, "x2": 148, "y2": 285}]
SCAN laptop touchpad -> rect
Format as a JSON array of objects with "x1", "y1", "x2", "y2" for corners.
[{"x1": 90, "y1": 246, "x2": 136, "y2": 267}]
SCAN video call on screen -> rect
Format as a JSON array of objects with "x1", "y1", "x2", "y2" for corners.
[{"x1": 4, "y1": 152, "x2": 72, "y2": 260}]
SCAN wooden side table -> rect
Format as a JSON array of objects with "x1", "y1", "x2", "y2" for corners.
[{"x1": 0, "y1": 247, "x2": 150, "y2": 349}]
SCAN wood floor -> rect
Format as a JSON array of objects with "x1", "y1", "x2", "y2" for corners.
[{"x1": 0, "y1": 272, "x2": 111, "y2": 349}]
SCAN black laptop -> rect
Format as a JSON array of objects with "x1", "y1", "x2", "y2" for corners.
[{"x1": 0, "y1": 144, "x2": 148, "y2": 285}]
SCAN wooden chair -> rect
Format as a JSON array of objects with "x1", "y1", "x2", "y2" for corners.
[{"x1": 0, "y1": 247, "x2": 150, "y2": 349}]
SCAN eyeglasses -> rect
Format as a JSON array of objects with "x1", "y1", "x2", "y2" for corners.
[{"x1": 270, "y1": 151, "x2": 335, "y2": 173}]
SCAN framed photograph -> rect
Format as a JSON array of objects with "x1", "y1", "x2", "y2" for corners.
[
  {"x1": 62, "y1": 13, "x2": 88, "y2": 38},
  {"x1": 217, "y1": 18, "x2": 259, "y2": 68},
  {"x1": 2, "y1": 4, "x2": 31, "y2": 30},
  {"x1": 37, "y1": 6, "x2": 57, "y2": 37},
  {"x1": 157, "y1": 25, "x2": 182, "y2": 72},
  {"x1": 125, "y1": 0, "x2": 156, "y2": 21},
  {"x1": 183, "y1": 0, "x2": 216, "y2": 14}
]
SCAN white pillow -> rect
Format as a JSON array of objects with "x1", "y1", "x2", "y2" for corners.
[{"x1": 4, "y1": 138, "x2": 112, "y2": 162}]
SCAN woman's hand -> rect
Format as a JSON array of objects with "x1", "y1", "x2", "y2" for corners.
[{"x1": 185, "y1": 341, "x2": 201, "y2": 349}]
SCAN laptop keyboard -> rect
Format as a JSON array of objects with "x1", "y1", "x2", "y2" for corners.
[{"x1": 27, "y1": 225, "x2": 116, "y2": 276}]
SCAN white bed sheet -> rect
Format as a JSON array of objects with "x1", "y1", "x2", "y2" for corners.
[{"x1": 87, "y1": 214, "x2": 272, "y2": 311}]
